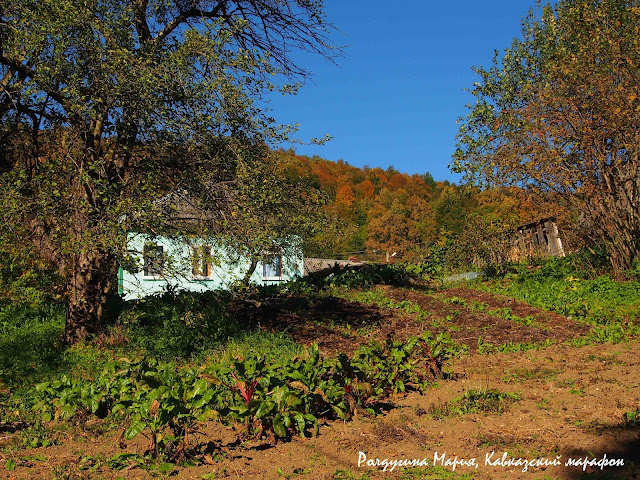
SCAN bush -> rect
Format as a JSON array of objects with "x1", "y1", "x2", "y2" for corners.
[
  {"x1": 285, "y1": 263, "x2": 407, "y2": 294},
  {"x1": 0, "y1": 303, "x2": 65, "y2": 386},
  {"x1": 120, "y1": 289, "x2": 237, "y2": 360}
]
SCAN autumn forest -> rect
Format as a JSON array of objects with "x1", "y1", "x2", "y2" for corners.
[{"x1": 275, "y1": 149, "x2": 574, "y2": 266}]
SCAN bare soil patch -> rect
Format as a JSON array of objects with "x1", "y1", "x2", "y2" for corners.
[{"x1": 380, "y1": 286, "x2": 590, "y2": 350}]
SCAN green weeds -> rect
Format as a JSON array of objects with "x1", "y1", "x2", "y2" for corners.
[
  {"x1": 623, "y1": 409, "x2": 640, "y2": 427},
  {"x1": 432, "y1": 294, "x2": 539, "y2": 326},
  {"x1": 478, "y1": 262, "x2": 640, "y2": 329},
  {"x1": 429, "y1": 388, "x2": 521, "y2": 419},
  {"x1": 568, "y1": 324, "x2": 639, "y2": 346},
  {"x1": 345, "y1": 290, "x2": 432, "y2": 322}
]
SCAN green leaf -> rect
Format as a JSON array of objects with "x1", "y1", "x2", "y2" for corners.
[
  {"x1": 293, "y1": 412, "x2": 306, "y2": 436},
  {"x1": 124, "y1": 420, "x2": 146, "y2": 440},
  {"x1": 35, "y1": 382, "x2": 50, "y2": 392},
  {"x1": 255, "y1": 401, "x2": 275, "y2": 418},
  {"x1": 88, "y1": 396, "x2": 100, "y2": 414},
  {"x1": 5, "y1": 459, "x2": 16, "y2": 471},
  {"x1": 273, "y1": 413, "x2": 286, "y2": 438},
  {"x1": 156, "y1": 463, "x2": 175, "y2": 473},
  {"x1": 189, "y1": 379, "x2": 208, "y2": 400}
]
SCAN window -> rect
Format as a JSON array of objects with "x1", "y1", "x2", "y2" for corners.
[
  {"x1": 262, "y1": 254, "x2": 282, "y2": 279},
  {"x1": 143, "y1": 244, "x2": 164, "y2": 277},
  {"x1": 191, "y1": 245, "x2": 212, "y2": 278}
]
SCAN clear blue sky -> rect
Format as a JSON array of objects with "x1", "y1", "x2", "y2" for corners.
[{"x1": 268, "y1": 1, "x2": 544, "y2": 182}]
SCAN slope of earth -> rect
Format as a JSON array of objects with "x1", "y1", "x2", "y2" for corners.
[
  {"x1": 1, "y1": 285, "x2": 635, "y2": 479},
  {"x1": 245, "y1": 285, "x2": 590, "y2": 357},
  {"x1": 380, "y1": 286, "x2": 590, "y2": 351},
  {"x1": 3, "y1": 341, "x2": 639, "y2": 479}
]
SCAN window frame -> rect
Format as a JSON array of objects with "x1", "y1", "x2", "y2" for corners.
[
  {"x1": 262, "y1": 252, "x2": 283, "y2": 280},
  {"x1": 191, "y1": 245, "x2": 213, "y2": 279},
  {"x1": 143, "y1": 244, "x2": 165, "y2": 278}
]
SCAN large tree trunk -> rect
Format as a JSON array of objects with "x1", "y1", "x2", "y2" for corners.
[
  {"x1": 64, "y1": 249, "x2": 117, "y2": 344},
  {"x1": 582, "y1": 157, "x2": 640, "y2": 279}
]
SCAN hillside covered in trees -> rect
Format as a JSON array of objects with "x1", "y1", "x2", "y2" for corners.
[{"x1": 275, "y1": 149, "x2": 576, "y2": 268}]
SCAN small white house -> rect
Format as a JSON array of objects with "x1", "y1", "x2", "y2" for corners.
[{"x1": 118, "y1": 233, "x2": 303, "y2": 300}]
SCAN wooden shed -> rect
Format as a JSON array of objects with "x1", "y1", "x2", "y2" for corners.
[{"x1": 512, "y1": 217, "x2": 565, "y2": 259}]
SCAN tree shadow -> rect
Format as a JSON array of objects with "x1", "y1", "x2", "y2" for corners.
[{"x1": 0, "y1": 314, "x2": 65, "y2": 387}]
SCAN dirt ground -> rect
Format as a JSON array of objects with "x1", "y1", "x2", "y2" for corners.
[{"x1": 2, "y1": 286, "x2": 638, "y2": 480}]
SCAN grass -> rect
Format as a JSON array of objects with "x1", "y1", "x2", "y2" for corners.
[
  {"x1": 204, "y1": 330, "x2": 308, "y2": 366},
  {"x1": 0, "y1": 289, "x2": 308, "y2": 419},
  {"x1": 0, "y1": 303, "x2": 66, "y2": 387},
  {"x1": 429, "y1": 388, "x2": 521, "y2": 419},
  {"x1": 477, "y1": 259, "x2": 640, "y2": 328}
]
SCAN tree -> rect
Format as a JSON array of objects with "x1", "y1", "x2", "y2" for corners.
[
  {"x1": 365, "y1": 188, "x2": 435, "y2": 261},
  {"x1": 433, "y1": 185, "x2": 469, "y2": 236},
  {"x1": 0, "y1": 0, "x2": 336, "y2": 343},
  {"x1": 453, "y1": 0, "x2": 640, "y2": 276}
]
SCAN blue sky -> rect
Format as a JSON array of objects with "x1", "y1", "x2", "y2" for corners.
[{"x1": 268, "y1": 1, "x2": 544, "y2": 182}]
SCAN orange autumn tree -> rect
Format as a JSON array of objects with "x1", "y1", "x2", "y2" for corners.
[
  {"x1": 454, "y1": 0, "x2": 640, "y2": 276},
  {"x1": 366, "y1": 188, "x2": 436, "y2": 261}
]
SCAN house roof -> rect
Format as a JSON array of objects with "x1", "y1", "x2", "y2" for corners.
[{"x1": 516, "y1": 217, "x2": 557, "y2": 231}]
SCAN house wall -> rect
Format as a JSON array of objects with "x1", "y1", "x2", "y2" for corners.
[{"x1": 119, "y1": 233, "x2": 304, "y2": 300}]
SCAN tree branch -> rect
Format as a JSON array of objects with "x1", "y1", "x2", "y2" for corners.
[
  {"x1": 0, "y1": 54, "x2": 70, "y2": 118},
  {"x1": 134, "y1": 0, "x2": 152, "y2": 43},
  {"x1": 153, "y1": 2, "x2": 226, "y2": 45}
]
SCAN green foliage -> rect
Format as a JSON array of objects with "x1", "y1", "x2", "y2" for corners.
[
  {"x1": 0, "y1": 303, "x2": 65, "y2": 386},
  {"x1": 208, "y1": 330, "x2": 307, "y2": 367},
  {"x1": 17, "y1": 422, "x2": 59, "y2": 449},
  {"x1": 4, "y1": 459, "x2": 16, "y2": 471},
  {"x1": 623, "y1": 409, "x2": 640, "y2": 427},
  {"x1": 347, "y1": 290, "x2": 430, "y2": 321},
  {"x1": 0, "y1": 252, "x2": 62, "y2": 310},
  {"x1": 479, "y1": 261, "x2": 640, "y2": 328},
  {"x1": 30, "y1": 331, "x2": 456, "y2": 458},
  {"x1": 626, "y1": 257, "x2": 640, "y2": 281},
  {"x1": 287, "y1": 264, "x2": 407, "y2": 293},
  {"x1": 120, "y1": 289, "x2": 235, "y2": 360},
  {"x1": 345, "y1": 332, "x2": 458, "y2": 396},
  {"x1": 429, "y1": 389, "x2": 521, "y2": 419},
  {"x1": 569, "y1": 324, "x2": 638, "y2": 347}
]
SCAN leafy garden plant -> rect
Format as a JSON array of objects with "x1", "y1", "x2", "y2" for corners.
[{"x1": 31, "y1": 331, "x2": 457, "y2": 460}]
